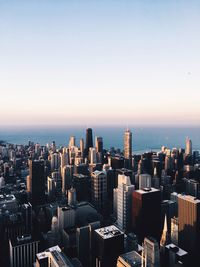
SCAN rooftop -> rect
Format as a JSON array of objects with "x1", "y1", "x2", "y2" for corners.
[
  {"x1": 166, "y1": 244, "x2": 188, "y2": 257},
  {"x1": 178, "y1": 194, "x2": 200, "y2": 204},
  {"x1": 95, "y1": 225, "x2": 123, "y2": 239},
  {"x1": 118, "y1": 251, "x2": 142, "y2": 266},
  {"x1": 137, "y1": 187, "x2": 160, "y2": 194}
]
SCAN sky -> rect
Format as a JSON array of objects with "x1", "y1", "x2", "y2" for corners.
[{"x1": 0, "y1": 0, "x2": 200, "y2": 127}]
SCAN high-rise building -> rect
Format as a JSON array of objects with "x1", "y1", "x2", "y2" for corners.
[
  {"x1": 89, "y1": 147, "x2": 97, "y2": 164},
  {"x1": 76, "y1": 225, "x2": 90, "y2": 267},
  {"x1": 85, "y1": 128, "x2": 93, "y2": 156},
  {"x1": 9, "y1": 235, "x2": 39, "y2": 267},
  {"x1": 94, "y1": 225, "x2": 124, "y2": 267},
  {"x1": 178, "y1": 194, "x2": 200, "y2": 266},
  {"x1": 139, "y1": 174, "x2": 151, "y2": 189},
  {"x1": 80, "y1": 138, "x2": 84, "y2": 157},
  {"x1": 95, "y1": 137, "x2": 103, "y2": 153},
  {"x1": 50, "y1": 152, "x2": 60, "y2": 171},
  {"x1": 27, "y1": 160, "x2": 45, "y2": 206},
  {"x1": 132, "y1": 188, "x2": 161, "y2": 243},
  {"x1": 72, "y1": 174, "x2": 90, "y2": 202},
  {"x1": 124, "y1": 129, "x2": 132, "y2": 159},
  {"x1": 61, "y1": 165, "x2": 74, "y2": 193},
  {"x1": 21, "y1": 203, "x2": 32, "y2": 234},
  {"x1": 36, "y1": 245, "x2": 78, "y2": 267},
  {"x1": 117, "y1": 251, "x2": 142, "y2": 267},
  {"x1": 115, "y1": 174, "x2": 135, "y2": 231},
  {"x1": 142, "y1": 237, "x2": 160, "y2": 267},
  {"x1": 171, "y1": 217, "x2": 178, "y2": 246},
  {"x1": 185, "y1": 137, "x2": 192, "y2": 155},
  {"x1": 69, "y1": 136, "x2": 76, "y2": 148},
  {"x1": 91, "y1": 171, "x2": 107, "y2": 213},
  {"x1": 164, "y1": 244, "x2": 188, "y2": 267},
  {"x1": 124, "y1": 129, "x2": 132, "y2": 168}
]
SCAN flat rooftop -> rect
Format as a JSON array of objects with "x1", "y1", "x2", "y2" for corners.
[
  {"x1": 95, "y1": 225, "x2": 123, "y2": 239},
  {"x1": 178, "y1": 194, "x2": 200, "y2": 204},
  {"x1": 136, "y1": 187, "x2": 160, "y2": 194},
  {"x1": 166, "y1": 244, "x2": 188, "y2": 257},
  {"x1": 118, "y1": 251, "x2": 142, "y2": 266}
]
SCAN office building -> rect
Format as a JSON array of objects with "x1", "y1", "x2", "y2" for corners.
[
  {"x1": 124, "y1": 129, "x2": 132, "y2": 168},
  {"x1": 61, "y1": 165, "x2": 74, "y2": 193},
  {"x1": 117, "y1": 251, "x2": 142, "y2": 267},
  {"x1": 185, "y1": 137, "x2": 192, "y2": 155},
  {"x1": 94, "y1": 225, "x2": 124, "y2": 267},
  {"x1": 164, "y1": 244, "x2": 188, "y2": 267},
  {"x1": 132, "y1": 188, "x2": 161, "y2": 243},
  {"x1": 21, "y1": 203, "x2": 32, "y2": 234},
  {"x1": 143, "y1": 237, "x2": 160, "y2": 267},
  {"x1": 116, "y1": 174, "x2": 135, "y2": 231},
  {"x1": 9, "y1": 234, "x2": 39, "y2": 267},
  {"x1": 36, "y1": 245, "x2": 78, "y2": 267},
  {"x1": 178, "y1": 194, "x2": 200, "y2": 266},
  {"x1": 91, "y1": 171, "x2": 107, "y2": 213},
  {"x1": 27, "y1": 160, "x2": 45, "y2": 206},
  {"x1": 139, "y1": 174, "x2": 151, "y2": 189},
  {"x1": 85, "y1": 128, "x2": 93, "y2": 156}
]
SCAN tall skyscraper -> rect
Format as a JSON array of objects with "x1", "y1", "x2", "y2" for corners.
[
  {"x1": 9, "y1": 235, "x2": 39, "y2": 267},
  {"x1": 85, "y1": 128, "x2": 93, "y2": 156},
  {"x1": 178, "y1": 194, "x2": 200, "y2": 266},
  {"x1": 95, "y1": 136, "x2": 103, "y2": 153},
  {"x1": 94, "y1": 225, "x2": 124, "y2": 267},
  {"x1": 139, "y1": 174, "x2": 152, "y2": 189},
  {"x1": 69, "y1": 136, "x2": 76, "y2": 148},
  {"x1": 91, "y1": 170, "x2": 107, "y2": 213},
  {"x1": 143, "y1": 237, "x2": 160, "y2": 267},
  {"x1": 185, "y1": 137, "x2": 192, "y2": 155},
  {"x1": 124, "y1": 129, "x2": 132, "y2": 159},
  {"x1": 124, "y1": 129, "x2": 132, "y2": 168},
  {"x1": 115, "y1": 174, "x2": 135, "y2": 231},
  {"x1": 80, "y1": 138, "x2": 84, "y2": 157},
  {"x1": 132, "y1": 188, "x2": 161, "y2": 243},
  {"x1": 27, "y1": 160, "x2": 45, "y2": 206}
]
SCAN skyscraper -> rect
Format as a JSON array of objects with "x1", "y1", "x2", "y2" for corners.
[
  {"x1": 95, "y1": 136, "x2": 103, "y2": 153},
  {"x1": 143, "y1": 237, "x2": 160, "y2": 267},
  {"x1": 91, "y1": 170, "x2": 107, "y2": 213},
  {"x1": 178, "y1": 194, "x2": 200, "y2": 266},
  {"x1": 80, "y1": 138, "x2": 84, "y2": 157},
  {"x1": 27, "y1": 160, "x2": 45, "y2": 206},
  {"x1": 185, "y1": 137, "x2": 192, "y2": 155},
  {"x1": 124, "y1": 129, "x2": 132, "y2": 168},
  {"x1": 9, "y1": 235, "x2": 39, "y2": 267},
  {"x1": 132, "y1": 188, "x2": 161, "y2": 243},
  {"x1": 139, "y1": 174, "x2": 152, "y2": 189},
  {"x1": 85, "y1": 128, "x2": 93, "y2": 156},
  {"x1": 116, "y1": 174, "x2": 135, "y2": 231},
  {"x1": 94, "y1": 225, "x2": 124, "y2": 267}
]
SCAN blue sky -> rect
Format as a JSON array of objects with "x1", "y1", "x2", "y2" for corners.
[{"x1": 0, "y1": 0, "x2": 200, "y2": 126}]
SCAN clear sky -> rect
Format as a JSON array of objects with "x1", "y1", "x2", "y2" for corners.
[{"x1": 0, "y1": 0, "x2": 200, "y2": 127}]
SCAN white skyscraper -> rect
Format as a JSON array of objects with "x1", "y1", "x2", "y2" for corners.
[{"x1": 116, "y1": 174, "x2": 135, "y2": 231}]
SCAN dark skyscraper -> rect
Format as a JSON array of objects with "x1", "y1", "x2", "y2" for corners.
[
  {"x1": 94, "y1": 225, "x2": 124, "y2": 267},
  {"x1": 132, "y1": 188, "x2": 161, "y2": 244},
  {"x1": 178, "y1": 194, "x2": 200, "y2": 266},
  {"x1": 27, "y1": 160, "x2": 45, "y2": 206},
  {"x1": 85, "y1": 128, "x2": 93, "y2": 156}
]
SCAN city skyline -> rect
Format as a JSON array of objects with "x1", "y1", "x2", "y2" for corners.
[{"x1": 1, "y1": 0, "x2": 200, "y2": 126}]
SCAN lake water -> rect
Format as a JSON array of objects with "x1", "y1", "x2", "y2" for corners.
[{"x1": 0, "y1": 126, "x2": 200, "y2": 153}]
